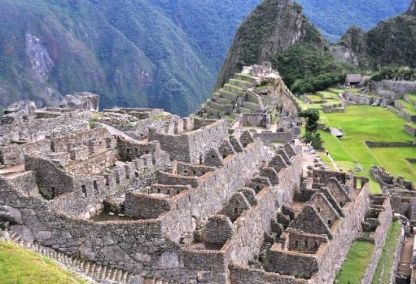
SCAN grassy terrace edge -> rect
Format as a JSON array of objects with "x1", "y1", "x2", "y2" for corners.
[
  {"x1": 0, "y1": 240, "x2": 86, "y2": 284},
  {"x1": 335, "y1": 241, "x2": 375, "y2": 283},
  {"x1": 371, "y1": 220, "x2": 402, "y2": 284}
]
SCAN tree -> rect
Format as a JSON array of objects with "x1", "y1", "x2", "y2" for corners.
[
  {"x1": 299, "y1": 109, "x2": 322, "y2": 149},
  {"x1": 299, "y1": 109, "x2": 320, "y2": 133}
]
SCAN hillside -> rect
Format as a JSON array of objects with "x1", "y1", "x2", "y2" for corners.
[
  {"x1": 216, "y1": 0, "x2": 325, "y2": 89},
  {"x1": 296, "y1": 0, "x2": 411, "y2": 42},
  {"x1": 0, "y1": 0, "x2": 259, "y2": 115},
  {"x1": 339, "y1": 0, "x2": 416, "y2": 69}
]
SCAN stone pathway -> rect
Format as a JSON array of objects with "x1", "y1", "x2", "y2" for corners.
[{"x1": 397, "y1": 234, "x2": 414, "y2": 278}]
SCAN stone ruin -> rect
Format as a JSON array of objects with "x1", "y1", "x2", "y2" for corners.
[{"x1": 0, "y1": 92, "x2": 406, "y2": 283}]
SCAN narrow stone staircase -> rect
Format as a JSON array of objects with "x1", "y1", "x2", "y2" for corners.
[{"x1": 6, "y1": 231, "x2": 169, "y2": 284}]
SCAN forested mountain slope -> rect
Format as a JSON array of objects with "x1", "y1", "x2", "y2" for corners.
[{"x1": 0, "y1": 0, "x2": 258, "y2": 115}]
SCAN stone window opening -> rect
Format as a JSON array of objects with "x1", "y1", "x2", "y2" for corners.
[
  {"x1": 135, "y1": 171, "x2": 139, "y2": 178},
  {"x1": 93, "y1": 180, "x2": 98, "y2": 193},
  {"x1": 81, "y1": 185, "x2": 87, "y2": 198},
  {"x1": 212, "y1": 155, "x2": 215, "y2": 159},
  {"x1": 167, "y1": 190, "x2": 171, "y2": 195},
  {"x1": 105, "y1": 138, "x2": 112, "y2": 149},
  {"x1": 177, "y1": 190, "x2": 180, "y2": 194},
  {"x1": 294, "y1": 240, "x2": 299, "y2": 248},
  {"x1": 127, "y1": 149, "x2": 130, "y2": 154},
  {"x1": 193, "y1": 170, "x2": 197, "y2": 176},
  {"x1": 51, "y1": 186, "x2": 56, "y2": 198},
  {"x1": 105, "y1": 176, "x2": 110, "y2": 186},
  {"x1": 327, "y1": 220, "x2": 332, "y2": 226},
  {"x1": 314, "y1": 242, "x2": 319, "y2": 249},
  {"x1": 157, "y1": 188, "x2": 161, "y2": 193},
  {"x1": 317, "y1": 207, "x2": 320, "y2": 212}
]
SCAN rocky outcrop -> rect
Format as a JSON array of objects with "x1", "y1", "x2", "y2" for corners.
[
  {"x1": 408, "y1": 0, "x2": 416, "y2": 15},
  {"x1": 216, "y1": 0, "x2": 324, "y2": 88},
  {"x1": 59, "y1": 93, "x2": 100, "y2": 112},
  {"x1": 339, "y1": 0, "x2": 416, "y2": 68}
]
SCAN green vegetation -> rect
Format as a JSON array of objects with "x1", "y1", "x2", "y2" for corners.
[
  {"x1": 296, "y1": 0, "x2": 411, "y2": 41},
  {"x1": 319, "y1": 106, "x2": 416, "y2": 193},
  {"x1": 372, "y1": 221, "x2": 402, "y2": 284},
  {"x1": 372, "y1": 66, "x2": 416, "y2": 81},
  {"x1": 335, "y1": 241, "x2": 375, "y2": 283},
  {"x1": 0, "y1": 241, "x2": 85, "y2": 283},
  {"x1": 397, "y1": 99, "x2": 416, "y2": 115},
  {"x1": 271, "y1": 43, "x2": 353, "y2": 95},
  {"x1": 300, "y1": 109, "x2": 323, "y2": 149},
  {"x1": 0, "y1": 0, "x2": 260, "y2": 116}
]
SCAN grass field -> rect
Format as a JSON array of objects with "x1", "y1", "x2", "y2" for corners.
[
  {"x1": 0, "y1": 241, "x2": 86, "y2": 284},
  {"x1": 319, "y1": 105, "x2": 416, "y2": 193},
  {"x1": 372, "y1": 221, "x2": 402, "y2": 284},
  {"x1": 335, "y1": 241, "x2": 375, "y2": 283}
]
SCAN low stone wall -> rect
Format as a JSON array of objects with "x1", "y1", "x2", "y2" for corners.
[
  {"x1": 229, "y1": 264, "x2": 307, "y2": 284},
  {"x1": 342, "y1": 92, "x2": 382, "y2": 106},
  {"x1": 253, "y1": 131, "x2": 293, "y2": 144},
  {"x1": 361, "y1": 199, "x2": 393, "y2": 284},
  {"x1": 405, "y1": 124, "x2": 416, "y2": 137},
  {"x1": 390, "y1": 228, "x2": 405, "y2": 284},
  {"x1": 372, "y1": 80, "x2": 416, "y2": 96},
  {"x1": 365, "y1": 141, "x2": 415, "y2": 148}
]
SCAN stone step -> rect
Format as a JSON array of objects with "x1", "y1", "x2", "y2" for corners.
[
  {"x1": 229, "y1": 78, "x2": 253, "y2": 89},
  {"x1": 235, "y1": 73, "x2": 257, "y2": 83},
  {"x1": 223, "y1": 83, "x2": 244, "y2": 94},
  {"x1": 242, "y1": 101, "x2": 260, "y2": 111}
]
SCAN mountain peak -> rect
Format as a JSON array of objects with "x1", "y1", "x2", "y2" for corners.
[{"x1": 408, "y1": 0, "x2": 416, "y2": 15}]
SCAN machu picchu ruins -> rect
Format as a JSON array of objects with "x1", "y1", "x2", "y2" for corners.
[{"x1": 0, "y1": 63, "x2": 414, "y2": 284}]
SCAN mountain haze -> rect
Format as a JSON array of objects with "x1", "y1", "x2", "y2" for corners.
[
  {"x1": 296, "y1": 0, "x2": 411, "y2": 42},
  {"x1": 0, "y1": 0, "x2": 259, "y2": 115},
  {"x1": 0, "y1": 0, "x2": 414, "y2": 115}
]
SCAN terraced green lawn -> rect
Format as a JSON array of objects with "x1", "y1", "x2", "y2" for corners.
[
  {"x1": 305, "y1": 94, "x2": 323, "y2": 103},
  {"x1": 319, "y1": 106, "x2": 416, "y2": 193},
  {"x1": 335, "y1": 241, "x2": 375, "y2": 284},
  {"x1": 372, "y1": 221, "x2": 402, "y2": 284},
  {"x1": 0, "y1": 241, "x2": 86, "y2": 284},
  {"x1": 397, "y1": 99, "x2": 416, "y2": 115}
]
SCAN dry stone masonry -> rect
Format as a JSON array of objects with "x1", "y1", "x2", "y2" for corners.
[{"x1": 0, "y1": 65, "x2": 410, "y2": 283}]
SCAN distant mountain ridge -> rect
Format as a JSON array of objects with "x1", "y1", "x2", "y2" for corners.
[
  {"x1": 338, "y1": 0, "x2": 416, "y2": 69},
  {"x1": 0, "y1": 0, "x2": 413, "y2": 115},
  {"x1": 0, "y1": 0, "x2": 259, "y2": 115},
  {"x1": 296, "y1": 0, "x2": 411, "y2": 42}
]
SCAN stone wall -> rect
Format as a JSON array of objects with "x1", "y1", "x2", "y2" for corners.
[
  {"x1": 0, "y1": 176, "x2": 183, "y2": 278},
  {"x1": 361, "y1": 197, "x2": 393, "y2": 284},
  {"x1": 372, "y1": 80, "x2": 416, "y2": 96},
  {"x1": 311, "y1": 185, "x2": 370, "y2": 283},
  {"x1": 229, "y1": 264, "x2": 308, "y2": 284},
  {"x1": 253, "y1": 131, "x2": 294, "y2": 145},
  {"x1": 149, "y1": 119, "x2": 228, "y2": 163}
]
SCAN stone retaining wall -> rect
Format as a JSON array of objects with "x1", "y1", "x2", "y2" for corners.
[{"x1": 361, "y1": 198, "x2": 393, "y2": 284}]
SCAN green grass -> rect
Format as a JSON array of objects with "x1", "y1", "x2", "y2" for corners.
[
  {"x1": 397, "y1": 99, "x2": 416, "y2": 115},
  {"x1": 318, "y1": 90, "x2": 340, "y2": 100},
  {"x1": 372, "y1": 221, "x2": 402, "y2": 284},
  {"x1": 305, "y1": 94, "x2": 324, "y2": 103},
  {"x1": 319, "y1": 105, "x2": 416, "y2": 193},
  {"x1": 335, "y1": 241, "x2": 375, "y2": 283},
  {"x1": 0, "y1": 241, "x2": 86, "y2": 284}
]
